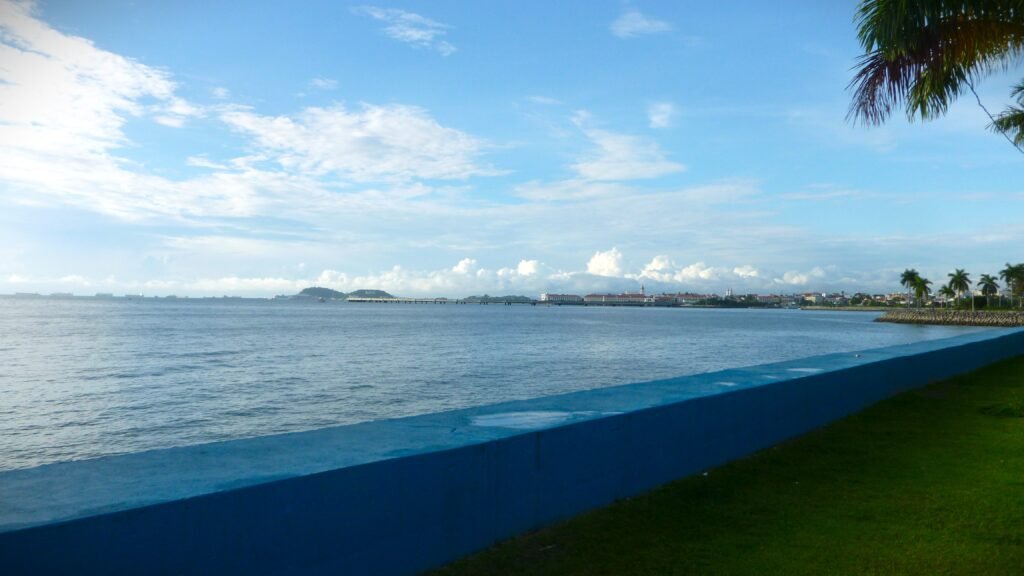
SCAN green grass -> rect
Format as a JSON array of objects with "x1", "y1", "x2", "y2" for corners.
[{"x1": 433, "y1": 356, "x2": 1024, "y2": 576}]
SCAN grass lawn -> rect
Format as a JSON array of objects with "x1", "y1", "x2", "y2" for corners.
[{"x1": 433, "y1": 355, "x2": 1024, "y2": 575}]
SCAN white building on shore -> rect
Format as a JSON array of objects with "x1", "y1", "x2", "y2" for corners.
[{"x1": 539, "y1": 293, "x2": 584, "y2": 304}]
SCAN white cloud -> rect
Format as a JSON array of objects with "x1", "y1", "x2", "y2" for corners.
[
  {"x1": 674, "y1": 262, "x2": 721, "y2": 281},
  {"x1": 211, "y1": 87, "x2": 230, "y2": 99},
  {"x1": 611, "y1": 9, "x2": 672, "y2": 39},
  {"x1": 0, "y1": 2, "x2": 226, "y2": 219},
  {"x1": 587, "y1": 248, "x2": 623, "y2": 277},
  {"x1": 774, "y1": 267, "x2": 827, "y2": 286},
  {"x1": 185, "y1": 155, "x2": 229, "y2": 170},
  {"x1": 452, "y1": 257, "x2": 478, "y2": 274},
  {"x1": 162, "y1": 97, "x2": 202, "y2": 120},
  {"x1": 572, "y1": 129, "x2": 685, "y2": 180},
  {"x1": 634, "y1": 257, "x2": 763, "y2": 286},
  {"x1": 648, "y1": 102, "x2": 677, "y2": 129},
  {"x1": 0, "y1": 257, "x2": 557, "y2": 297},
  {"x1": 308, "y1": 77, "x2": 338, "y2": 90},
  {"x1": 153, "y1": 116, "x2": 185, "y2": 128},
  {"x1": 220, "y1": 103, "x2": 494, "y2": 183},
  {"x1": 353, "y1": 6, "x2": 456, "y2": 56},
  {"x1": 637, "y1": 255, "x2": 675, "y2": 281},
  {"x1": 570, "y1": 111, "x2": 685, "y2": 181},
  {"x1": 516, "y1": 259, "x2": 539, "y2": 276},
  {"x1": 514, "y1": 179, "x2": 632, "y2": 201},
  {"x1": 0, "y1": 1, "x2": 188, "y2": 159},
  {"x1": 296, "y1": 259, "x2": 551, "y2": 296},
  {"x1": 733, "y1": 265, "x2": 760, "y2": 278}
]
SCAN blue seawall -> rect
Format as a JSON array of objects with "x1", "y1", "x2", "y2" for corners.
[{"x1": 2, "y1": 329, "x2": 1023, "y2": 575}]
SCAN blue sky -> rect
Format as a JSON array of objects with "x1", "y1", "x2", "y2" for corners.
[{"x1": 0, "y1": 0, "x2": 1021, "y2": 297}]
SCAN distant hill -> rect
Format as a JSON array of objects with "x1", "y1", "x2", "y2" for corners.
[
  {"x1": 295, "y1": 287, "x2": 396, "y2": 300},
  {"x1": 297, "y1": 287, "x2": 346, "y2": 299}
]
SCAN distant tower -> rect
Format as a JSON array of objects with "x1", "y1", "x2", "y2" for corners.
[{"x1": 641, "y1": 284, "x2": 645, "y2": 295}]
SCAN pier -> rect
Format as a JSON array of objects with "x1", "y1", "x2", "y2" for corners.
[
  {"x1": 347, "y1": 297, "x2": 535, "y2": 305},
  {"x1": 347, "y1": 297, "x2": 451, "y2": 304}
]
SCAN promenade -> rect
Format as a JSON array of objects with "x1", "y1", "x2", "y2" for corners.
[{"x1": 435, "y1": 355, "x2": 1024, "y2": 575}]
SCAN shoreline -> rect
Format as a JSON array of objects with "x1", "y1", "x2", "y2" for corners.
[
  {"x1": 801, "y1": 306, "x2": 890, "y2": 312},
  {"x1": 877, "y1": 309, "x2": 1024, "y2": 327}
]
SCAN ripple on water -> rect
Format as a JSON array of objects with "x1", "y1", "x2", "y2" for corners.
[{"x1": 0, "y1": 300, "x2": 990, "y2": 470}]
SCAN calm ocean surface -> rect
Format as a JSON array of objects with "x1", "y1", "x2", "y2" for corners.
[{"x1": 0, "y1": 297, "x2": 988, "y2": 471}]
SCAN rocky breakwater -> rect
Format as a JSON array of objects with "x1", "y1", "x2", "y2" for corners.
[{"x1": 877, "y1": 309, "x2": 1024, "y2": 327}]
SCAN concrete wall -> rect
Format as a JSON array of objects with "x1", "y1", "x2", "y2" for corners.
[
  {"x1": 878, "y1": 308, "x2": 1024, "y2": 327},
  {"x1": 2, "y1": 329, "x2": 1023, "y2": 575}
]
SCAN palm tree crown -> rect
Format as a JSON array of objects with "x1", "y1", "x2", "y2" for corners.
[
  {"x1": 913, "y1": 276, "x2": 933, "y2": 305},
  {"x1": 1000, "y1": 263, "x2": 1022, "y2": 293},
  {"x1": 938, "y1": 284, "x2": 956, "y2": 307},
  {"x1": 948, "y1": 268, "x2": 972, "y2": 310},
  {"x1": 849, "y1": 0, "x2": 1024, "y2": 147},
  {"x1": 900, "y1": 268, "x2": 920, "y2": 306},
  {"x1": 947, "y1": 268, "x2": 972, "y2": 297},
  {"x1": 900, "y1": 268, "x2": 920, "y2": 288},
  {"x1": 1000, "y1": 263, "x2": 1024, "y2": 307},
  {"x1": 979, "y1": 274, "x2": 999, "y2": 296}
]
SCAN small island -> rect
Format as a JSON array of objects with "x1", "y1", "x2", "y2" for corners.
[{"x1": 294, "y1": 287, "x2": 395, "y2": 300}]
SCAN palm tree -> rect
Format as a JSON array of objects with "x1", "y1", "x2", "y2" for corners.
[
  {"x1": 848, "y1": 0, "x2": 1024, "y2": 149},
  {"x1": 900, "y1": 268, "x2": 920, "y2": 307},
  {"x1": 913, "y1": 276, "x2": 932, "y2": 307},
  {"x1": 999, "y1": 263, "x2": 1023, "y2": 308},
  {"x1": 979, "y1": 273, "x2": 999, "y2": 308},
  {"x1": 1013, "y1": 263, "x2": 1024, "y2": 307},
  {"x1": 938, "y1": 285, "x2": 956, "y2": 308},
  {"x1": 947, "y1": 268, "x2": 972, "y2": 310}
]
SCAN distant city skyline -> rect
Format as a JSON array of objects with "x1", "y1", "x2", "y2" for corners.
[{"x1": 1, "y1": 1, "x2": 1021, "y2": 297}]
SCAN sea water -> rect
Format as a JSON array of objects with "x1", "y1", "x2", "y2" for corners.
[{"x1": 0, "y1": 297, "x2": 987, "y2": 470}]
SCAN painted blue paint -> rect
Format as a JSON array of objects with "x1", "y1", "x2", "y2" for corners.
[{"x1": 2, "y1": 329, "x2": 1023, "y2": 575}]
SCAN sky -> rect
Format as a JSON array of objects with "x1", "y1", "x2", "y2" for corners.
[{"x1": 0, "y1": 0, "x2": 1021, "y2": 297}]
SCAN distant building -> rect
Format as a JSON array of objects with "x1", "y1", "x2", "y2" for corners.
[
  {"x1": 652, "y1": 295, "x2": 679, "y2": 307},
  {"x1": 584, "y1": 292, "x2": 653, "y2": 305},
  {"x1": 539, "y1": 293, "x2": 584, "y2": 304},
  {"x1": 661, "y1": 292, "x2": 713, "y2": 305},
  {"x1": 802, "y1": 293, "x2": 824, "y2": 304}
]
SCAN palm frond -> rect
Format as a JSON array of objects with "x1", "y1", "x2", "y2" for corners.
[
  {"x1": 991, "y1": 106, "x2": 1024, "y2": 144},
  {"x1": 849, "y1": 0, "x2": 1024, "y2": 125}
]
